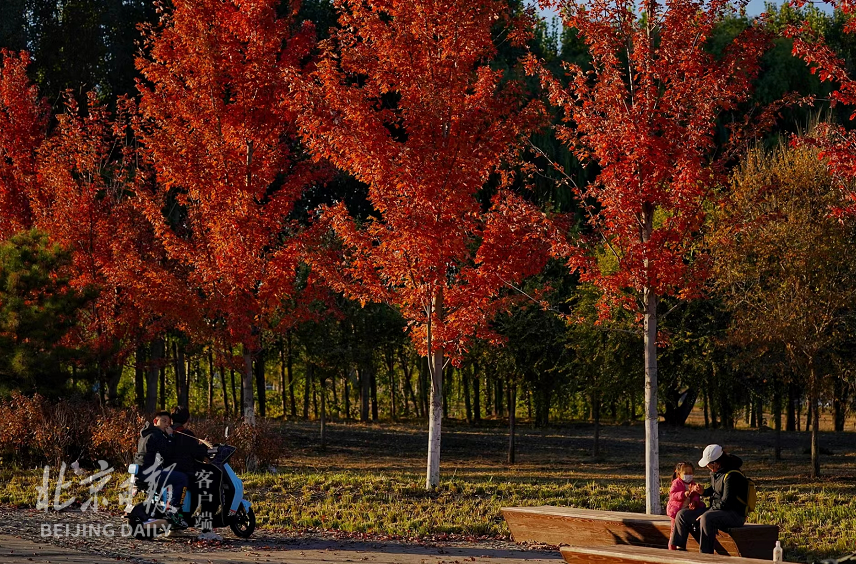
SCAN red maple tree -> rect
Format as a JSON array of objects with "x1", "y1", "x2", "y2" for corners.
[
  {"x1": 0, "y1": 51, "x2": 186, "y2": 404},
  {"x1": 133, "y1": 0, "x2": 321, "y2": 423},
  {"x1": 290, "y1": 0, "x2": 557, "y2": 488},
  {"x1": 787, "y1": 0, "x2": 856, "y2": 217},
  {"x1": 0, "y1": 50, "x2": 46, "y2": 239},
  {"x1": 35, "y1": 92, "x2": 194, "y2": 405},
  {"x1": 528, "y1": 0, "x2": 768, "y2": 512}
]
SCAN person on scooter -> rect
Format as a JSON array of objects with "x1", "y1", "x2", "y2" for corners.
[
  {"x1": 133, "y1": 411, "x2": 189, "y2": 528},
  {"x1": 168, "y1": 406, "x2": 212, "y2": 473},
  {"x1": 168, "y1": 407, "x2": 215, "y2": 521}
]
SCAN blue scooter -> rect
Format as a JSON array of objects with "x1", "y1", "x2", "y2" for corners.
[{"x1": 124, "y1": 430, "x2": 255, "y2": 539}]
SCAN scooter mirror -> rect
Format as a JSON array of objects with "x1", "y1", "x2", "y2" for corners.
[{"x1": 224, "y1": 425, "x2": 230, "y2": 439}]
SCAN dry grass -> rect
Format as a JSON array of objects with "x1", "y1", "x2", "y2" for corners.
[{"x1": 2, "y1": 418, "x2": 855, "y2": 562}]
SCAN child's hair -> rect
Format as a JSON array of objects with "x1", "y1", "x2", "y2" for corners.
[{"x1": 672, "y1": 461, "x2": 695, "y2": 480}]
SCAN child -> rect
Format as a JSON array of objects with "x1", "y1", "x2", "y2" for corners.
[{"x1": 667, "y1": 461, "x2": 704, "y2": 550}]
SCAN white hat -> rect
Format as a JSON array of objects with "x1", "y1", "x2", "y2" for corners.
[{"x1": 698, "y1": 444, "x2": 723, "y2": 467}]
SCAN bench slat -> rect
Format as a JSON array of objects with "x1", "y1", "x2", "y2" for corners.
[
  {"x1": 560, "y1": 544, "x2": 794, "y2": 564},
  {"x1": 501, "y1": 506, "x2": 778, "y2": 559}
]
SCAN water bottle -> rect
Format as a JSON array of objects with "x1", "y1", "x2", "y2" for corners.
[{"x1": 773, "y1": 541, "x2": 783, "y2": 563}]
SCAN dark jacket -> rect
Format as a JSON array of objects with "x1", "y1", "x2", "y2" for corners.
[
  {"x1": 167, "y1": 425, "x2": 209, "y2": 474},
  {"x1": 133, "y1": 422, "x2": 175, "y2": 471},
  {"x1": 703, "y1": 453, "x2": 748, "y2": 513}
]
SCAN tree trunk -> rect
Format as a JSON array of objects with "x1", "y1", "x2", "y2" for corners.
[
  {"x1": 190, "y1": 359, "x2": 198, "y2": 411},
  {"x1": 159, "y1": 366, "x2": 165, "y2": 410},
  {"x1": 643, "y1": 284, "x2": 661, "y2": 515},
  {"x1": 303, "y1": 363, "x2": 311, "y2": 419},
  {"x1": 106, "y1": 364, "x2": 122, "y2": 408},
  {"x1": 145, "y1": 339, "x2": 162, "y2": 414},
  {"x1": 745, "y1": 394, "x2": 751, "y2": 426},
  {"x1": 207, "y1": 351, "x2": 215, "y2": 414},
  {"x1": 473, "y1": 363, "x2": 481, "y2": 422},
  {"x1": 319, "y1": 372, "x2": 326, "y2": 450},
  {"x1": 463, "y1": 365, "x2": 472, "y2": 424},
  {"x1": 232, "y1": 364, "x2": 240, "y2": 416},
  {"x1": 796, "y1": 392, "x2": 802, "y2": 432},
  {"x1": 135, "y1": 345, "x2": 146, "y2": 411},
  {"x1": 370, "y1": 368, "x2": 378, "y2": 421},
  {"x1": 507, "y1": 382, "x2": 516, "y2": 464},
  {"x1": 592, "y1": 391, "x2": 601, "y2": 459},
  {"x1": 331, "y1": 370, "x2": 339, "y2": 419},
  {"x1": 495, "y1": 378, "x2": 503, "y2": 418},
  {"x1": 312, "y1": 372, "x2": 318, "y2": 419},
  {"x1": 773, "y1": 386, "x2": 782, "y2": 461},
  {"x1": 663, "y1": 386, "x2": 697, "y2": 427},
  {"x1": 400, "y1": 356, "x2": 414, "y2": 417},
  {"x1": 426, "y1": 288, "x2": 444, "y2": 490},
  {"x1": 386, "y1": 353, "x2": 397, "y2": 420},
  {"x1": 810, "y1": 362, "x2": 820, "y2": 478},
  {"x1": 443, "y1": 365, "x2": 450, "y2": 420},
  {"x1": 420, "y1": 356, "x2": 429, "y2": 419},
  {"x1": 242, "y1": 349, "x2": 255, "y2": 425},
  {"x1": 630, "y1": 391, "x2": 636, "y2": 421},
  {"x1": 359, "y1": 366, "x2": 370, "y2": 422},
  {"x1": 287, "y1": 333, "x2": 296, "y2": 417},
  {"x1": 174, "y1": 342, "x2": 188, "y2": 408},
  {"x1": 756, "y1": 395, "x2": 764, "y2": 428},
  {"x1": 280, "y1": 339, "x2": 287, "y2": 419},
  {"x1": 833, "y1": 377, "x2": 847, "y2": 432},
  {"x1": 219, "y1": 359, "x2": 229, "y2": 416},
  {"x1": 344, "y1": 368, "x2": 351, "y2": 420},
  {"x1": 749, "y1": 394, "x2": 757, "y2": 428},
  {"x1": 228, "y1": 344, "x2": 238, "y2": 415},
  {"x1": 255, "y1": 347, "x2": 266, "y2": 418},
  {"x1": 702, "y1": 378, "x2": 709, "y2": 429},
  {"x1": 786, "y1": 383, "x2": 796, "y2": 432},
  {"x1": 97, "y1": 366, "x2": 106, "y2": 406}
]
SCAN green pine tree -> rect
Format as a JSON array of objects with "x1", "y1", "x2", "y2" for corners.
[{"x1": 0, "y1": 230, "x2": 95, "y2": 395}]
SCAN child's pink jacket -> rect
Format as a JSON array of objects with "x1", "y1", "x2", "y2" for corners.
[{"x1": 666, "y1": 478, "x2": 704, "y2": 519}]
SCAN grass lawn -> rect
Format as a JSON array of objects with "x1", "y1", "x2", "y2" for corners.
[{"x1": 3, "y1": 419, "x2": 855, "y2": 561}]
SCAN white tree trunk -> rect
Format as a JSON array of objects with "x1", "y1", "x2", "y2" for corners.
[
  {"x1": 425, "y1": 288, "x2": 444, "y2": 489},
  {"x1": 644, "y1": 286, "x2": 661, "y2": 514}
]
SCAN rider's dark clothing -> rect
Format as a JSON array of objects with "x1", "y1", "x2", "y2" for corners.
[
  {"x1": 169, "y1": 425, "x2": 209, "y2": 474},
  {"x1": 133, "y1": 422, "x2": 186, "y2": 509},
  {"x1": 133, "y1": 423, "x2": 175, "y2": 470}
]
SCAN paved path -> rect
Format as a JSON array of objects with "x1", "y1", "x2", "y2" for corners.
[
  {"x1": 0, "y1": 535, "x2": 126, "y2": 564},
  {"x1": 0, "y1": 533, "x2": 563, "y2": 564}
]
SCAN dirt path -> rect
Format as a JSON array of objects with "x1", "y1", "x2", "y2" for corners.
[
  {"x1": 0, "y1": 532, "x2": 562, "y2": 564},
  {"x1": 0, "y1": 535, "x2": 127, "y2": 564},
  {"x1": 146, "y1": 535, "x2": 565, "y2": 564},
  {"x1": 0, "y1": 509, "x2": 561, "y2": 564}
]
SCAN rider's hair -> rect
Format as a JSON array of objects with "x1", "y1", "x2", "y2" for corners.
[
  {"x1": 153, "y1": 411, "x2": 171, "y2": 422},
  {"x1": 171, "y1": 406, "x2": 190, "y2": 425}
]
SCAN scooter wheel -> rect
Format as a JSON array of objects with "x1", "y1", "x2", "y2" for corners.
[{"x1": 229, "y1": 506, "x2": 256, "y2": 538}]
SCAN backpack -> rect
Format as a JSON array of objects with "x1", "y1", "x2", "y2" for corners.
[{"x1": 724, "y1": 469, "x2": 757, "y2": 515}]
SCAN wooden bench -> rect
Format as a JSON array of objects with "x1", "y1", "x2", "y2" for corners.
[
  {"x1": 501, "y1": 506, "x2": 779, "y2": 559},
  {"x1": 560, "y1": 544, "x2": 795, "y2": 564}
]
